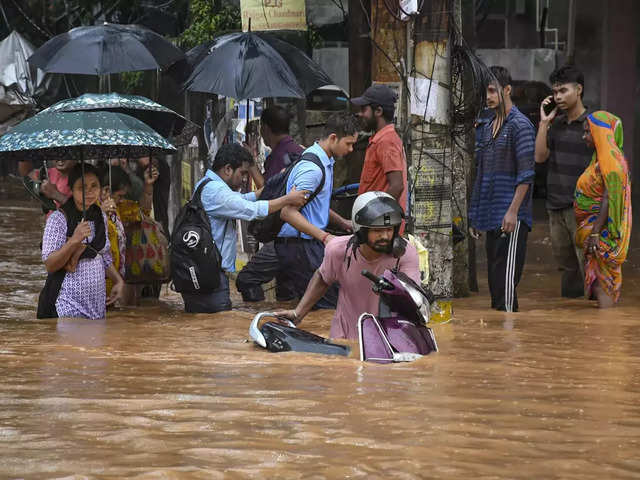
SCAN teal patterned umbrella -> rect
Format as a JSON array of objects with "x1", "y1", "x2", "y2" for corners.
[
  {"x1": 0, "y1": 110, "x2": 176, "y2": 161},
  {"x1": 41, "y1": 93, "x2": 199, "y2": 146},
  {"x1": 0, "y1": 110, "x2": 176, "y2": 216}
]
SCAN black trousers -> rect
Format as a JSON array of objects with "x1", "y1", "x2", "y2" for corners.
[
  {"x1": 485, "y1": 221, "x2": 528, "y2": 312},
  {"x1": 181, "y1": 271, "x2": 231, "y2": 313},
  {"x1": 274, "y1": 237, "x2": 338, "y2": 309},
  {"x1": 235, "y1": 242, "x2": 296, "y2": 302}
]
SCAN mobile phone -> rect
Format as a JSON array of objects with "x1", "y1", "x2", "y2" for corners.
[{"x1": 543, "y1": 98, "x2": 557, "y2": 116}]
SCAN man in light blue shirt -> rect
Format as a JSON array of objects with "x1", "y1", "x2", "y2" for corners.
[
  {"x1": 275, "y1": 112, "x2": 360, "y2": 310},
  {"x1": 181, "y1": 143, "x2": 308, "y2": 313}
]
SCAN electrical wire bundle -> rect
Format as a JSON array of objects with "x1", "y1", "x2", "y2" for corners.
[{"x1": 448, "y1": 10, "x2": 496, "y2": 137}]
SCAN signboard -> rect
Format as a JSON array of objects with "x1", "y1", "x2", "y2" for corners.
[
  {"x1": 410, "y1": 150, "x2": 452, "y2": 232},
  {"x1": 241, "y1": 0, "x2": 307, "y2": 32}
]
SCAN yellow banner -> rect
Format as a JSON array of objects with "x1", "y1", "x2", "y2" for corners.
[{"x1": 241, "y1": 0, "x2": 307, "y2": 32}]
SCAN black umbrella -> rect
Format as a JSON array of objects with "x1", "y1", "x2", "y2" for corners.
[
  {"x1": 28, "y1": 23, "x2": 184, "y2": 75},
  {"x1": 183, "y1": 32, "x2": 334, "y2": 99},
  {"x1": 166, "y1": 41, "x2": 213, "y2": 85}
]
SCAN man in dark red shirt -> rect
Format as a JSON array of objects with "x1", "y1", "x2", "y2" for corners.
[{"x1": 352, "y1": 85, "x2": 408, "y2": 222}]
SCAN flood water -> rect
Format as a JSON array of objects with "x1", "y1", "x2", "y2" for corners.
[{"x1": 1, "y1": 185, "x2": 640, "y2": 479}]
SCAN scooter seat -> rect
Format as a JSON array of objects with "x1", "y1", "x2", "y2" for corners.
[
  {"x1": 260, "y1": 322, "x2": 350, "y2": 356},
  {"x1": 249, "y1": 312, "x2": 350, "y2": 357}
]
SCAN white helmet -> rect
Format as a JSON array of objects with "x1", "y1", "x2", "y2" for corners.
[{"x1": 351, "y1": 191, "x2": 404, "y2": 236}]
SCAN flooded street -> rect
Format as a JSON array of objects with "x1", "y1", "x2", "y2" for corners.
[{"x1": 1, "y1": 187, "x2": 640, "y2": 479}]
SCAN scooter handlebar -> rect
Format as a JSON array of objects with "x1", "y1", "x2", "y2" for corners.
[
  {"x1": 361, "y1": 269, "x2": 382, "y2": 283},
  {"x1": 361, "y1": 269, "x2": 394, "y2": 291}
]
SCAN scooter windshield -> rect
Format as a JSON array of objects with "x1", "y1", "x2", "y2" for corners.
[{"x1": 393, "y1": 272, "x2": 431, "y2": 324}]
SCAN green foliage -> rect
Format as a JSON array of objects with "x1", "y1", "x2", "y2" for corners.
[
  {"x1": 178, "y1": 0, "x2": 241, "y2": 50},
  {"x1": 119, "y1": 71, "x2": 144, "y2": 94}
]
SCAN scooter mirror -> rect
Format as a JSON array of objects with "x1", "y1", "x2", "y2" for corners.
[{"x1": 391, "y1": 237, "x2": 407, "y2": 258}]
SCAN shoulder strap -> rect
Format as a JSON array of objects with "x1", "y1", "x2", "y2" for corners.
[
  {"x1": 298, "y1": 152, "x2": 326, "y2": 207},
  {"x1": 218, "y1": 218, "x2": 230, "y2": 254},
  {"x1": 193, "y1": 178, "x2": 213, "y2": 207},
  {"x1": 193, "y1": 177, "x2": 230, "y2": 258}
]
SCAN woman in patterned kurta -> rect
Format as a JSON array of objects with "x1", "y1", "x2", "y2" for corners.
[
  {"x1": 99, "y1": 166, "x2": 129, "y2": 297},
  {"x1": 100, "y1": 164, "x2": 157, "y2": 305},
  {"x1": 41, "y1": 164, "x2": 125, "y2": 319},
  {"x1": 574, "y1": 111, "x2": 631, "y2": 307}
]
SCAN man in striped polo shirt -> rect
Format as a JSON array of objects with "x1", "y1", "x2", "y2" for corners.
[
  {"x1": 534, "y1": 65, "x2": 593, "y2": 298},
  {"x1": 469, "y1": 66, "x2": 536, "y2": 312}
]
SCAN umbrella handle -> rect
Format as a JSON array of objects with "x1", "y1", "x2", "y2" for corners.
[{"x1": 81, "y1": 157, "x2": 86, "y2": 219}]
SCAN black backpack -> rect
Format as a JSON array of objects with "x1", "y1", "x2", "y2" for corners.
[
  {"x1": 170, "y1": 178, "x2": 226, "y2": 294},
  {"x1": 248, "y1": 152, "x2": 325, "y2": 243}
]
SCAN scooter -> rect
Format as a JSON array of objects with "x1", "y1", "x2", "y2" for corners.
[
  {"x1": 248, "y1": 269, "x2": 437, "y2": 362},
  {"x1": 357, "y1": 269, "x2": 438, "y2": 363},
  {"x1": 249, "y1": 312, "x2": 350, "y2": 356}
]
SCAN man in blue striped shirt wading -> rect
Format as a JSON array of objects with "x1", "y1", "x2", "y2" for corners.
[{"x1": 469, "y1": 66, "x2": 536, "y2": 312}]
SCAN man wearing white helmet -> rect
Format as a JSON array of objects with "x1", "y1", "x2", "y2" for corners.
[{"x1": 274, "y1": 191, "x2": 419, "y2": 339}]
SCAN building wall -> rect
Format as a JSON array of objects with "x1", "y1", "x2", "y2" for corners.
[
  {"x1": 574, "y1": 0, "x2": 638, "y2": 179},
  {"x1": 473, "y1": 0, "x2": 638, "y2": 182},
  {"x1": 601, "y1": 0, "x2": 637, "y2": 177}
]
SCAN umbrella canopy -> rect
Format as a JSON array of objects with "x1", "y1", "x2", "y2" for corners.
[
  {"x1": 28, "y1": 23, "x2": 184, "y2": 75},
  {"x1": 0, "y1": 110, "x2": 176, "y2": 161},
  {"x1": 0, "y1": 31, "x2": 47, "y2": 96},
  {"x1": 166, "y1": 40, "x2": 212, "y2": 85},
  {"x1": 40, "y1": 92, "x2": 200, "y2": 146},
  {"x1": 184, "y1": 32, "x2": 334, "y2": 99}
]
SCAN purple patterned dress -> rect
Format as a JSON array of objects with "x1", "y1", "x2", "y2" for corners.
[{"x1": 41, "y1": 211, "x2": 113, "y2": 319}]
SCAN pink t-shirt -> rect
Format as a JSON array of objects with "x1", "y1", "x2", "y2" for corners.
[
  {"x1": 46, "y1": 167, "x2": 72, "y2": 207},
  {"x1": 318, "y1": 235, "x2": 420, "y2": 340}
]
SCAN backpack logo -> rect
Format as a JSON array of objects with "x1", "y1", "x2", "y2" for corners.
[{"x1": 183, "y1": 230, "x2": 200, "y2": 248}]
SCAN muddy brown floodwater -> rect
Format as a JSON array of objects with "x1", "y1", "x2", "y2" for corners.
[{"x1": 1, "y1": 188, "x2": 640, "y2": 479}]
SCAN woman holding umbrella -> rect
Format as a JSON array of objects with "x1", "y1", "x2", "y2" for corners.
[
  {"x1": 39, "y1": 164, "x2": 125, "y2": 319},
  {"x1": 0, "y1": 108, "x2": 177, "y2": 318}
]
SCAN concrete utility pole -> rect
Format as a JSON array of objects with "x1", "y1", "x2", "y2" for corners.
[
  {"x1": 368, "y1": 0, "x2": 470, "y2": 307},
  {"x1": 450, "y1": 0, "x2": 473, "y2": 297}
]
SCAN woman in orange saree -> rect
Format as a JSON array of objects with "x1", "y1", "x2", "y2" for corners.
[{"x1": 574, "y1": 111, "x2": 631, "y2": 307}]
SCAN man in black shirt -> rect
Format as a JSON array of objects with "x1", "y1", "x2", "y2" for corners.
[{"x1": 534, "y1": 65, "x2": 594, "y2": 297}]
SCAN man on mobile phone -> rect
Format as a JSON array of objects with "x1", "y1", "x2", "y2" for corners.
[{"x1": 534, "y1": 65, "x2": 593, "y2": 298}]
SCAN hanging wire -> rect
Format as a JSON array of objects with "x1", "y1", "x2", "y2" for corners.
[
  {"x1": 355, "y1": 0, "x2": 499, "y2": 240},
  {"x1": 448, "y1": 6, "x2": 500, "y2": 137},
  {"x1": 0, "y1": 0, "x2": 11, "y2": 30},
  {"x1": 7, "y1": 0, "x2": 52, "y2": 39},
  {"x1": 328, "y1": 0, "x2": 347, "y2": 20}
]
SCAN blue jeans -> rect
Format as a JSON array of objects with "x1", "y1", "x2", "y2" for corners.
[{"x1": 181, "y1": 271, "x2": 231, "y2": 313}]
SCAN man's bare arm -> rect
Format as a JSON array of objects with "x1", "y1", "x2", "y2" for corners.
[
  {"x1": 385, "y1": 170, "x2": 404, "y2": 200},
  {"x1": 328, "y1": 209, "x2": 352, "y2": 232}
]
